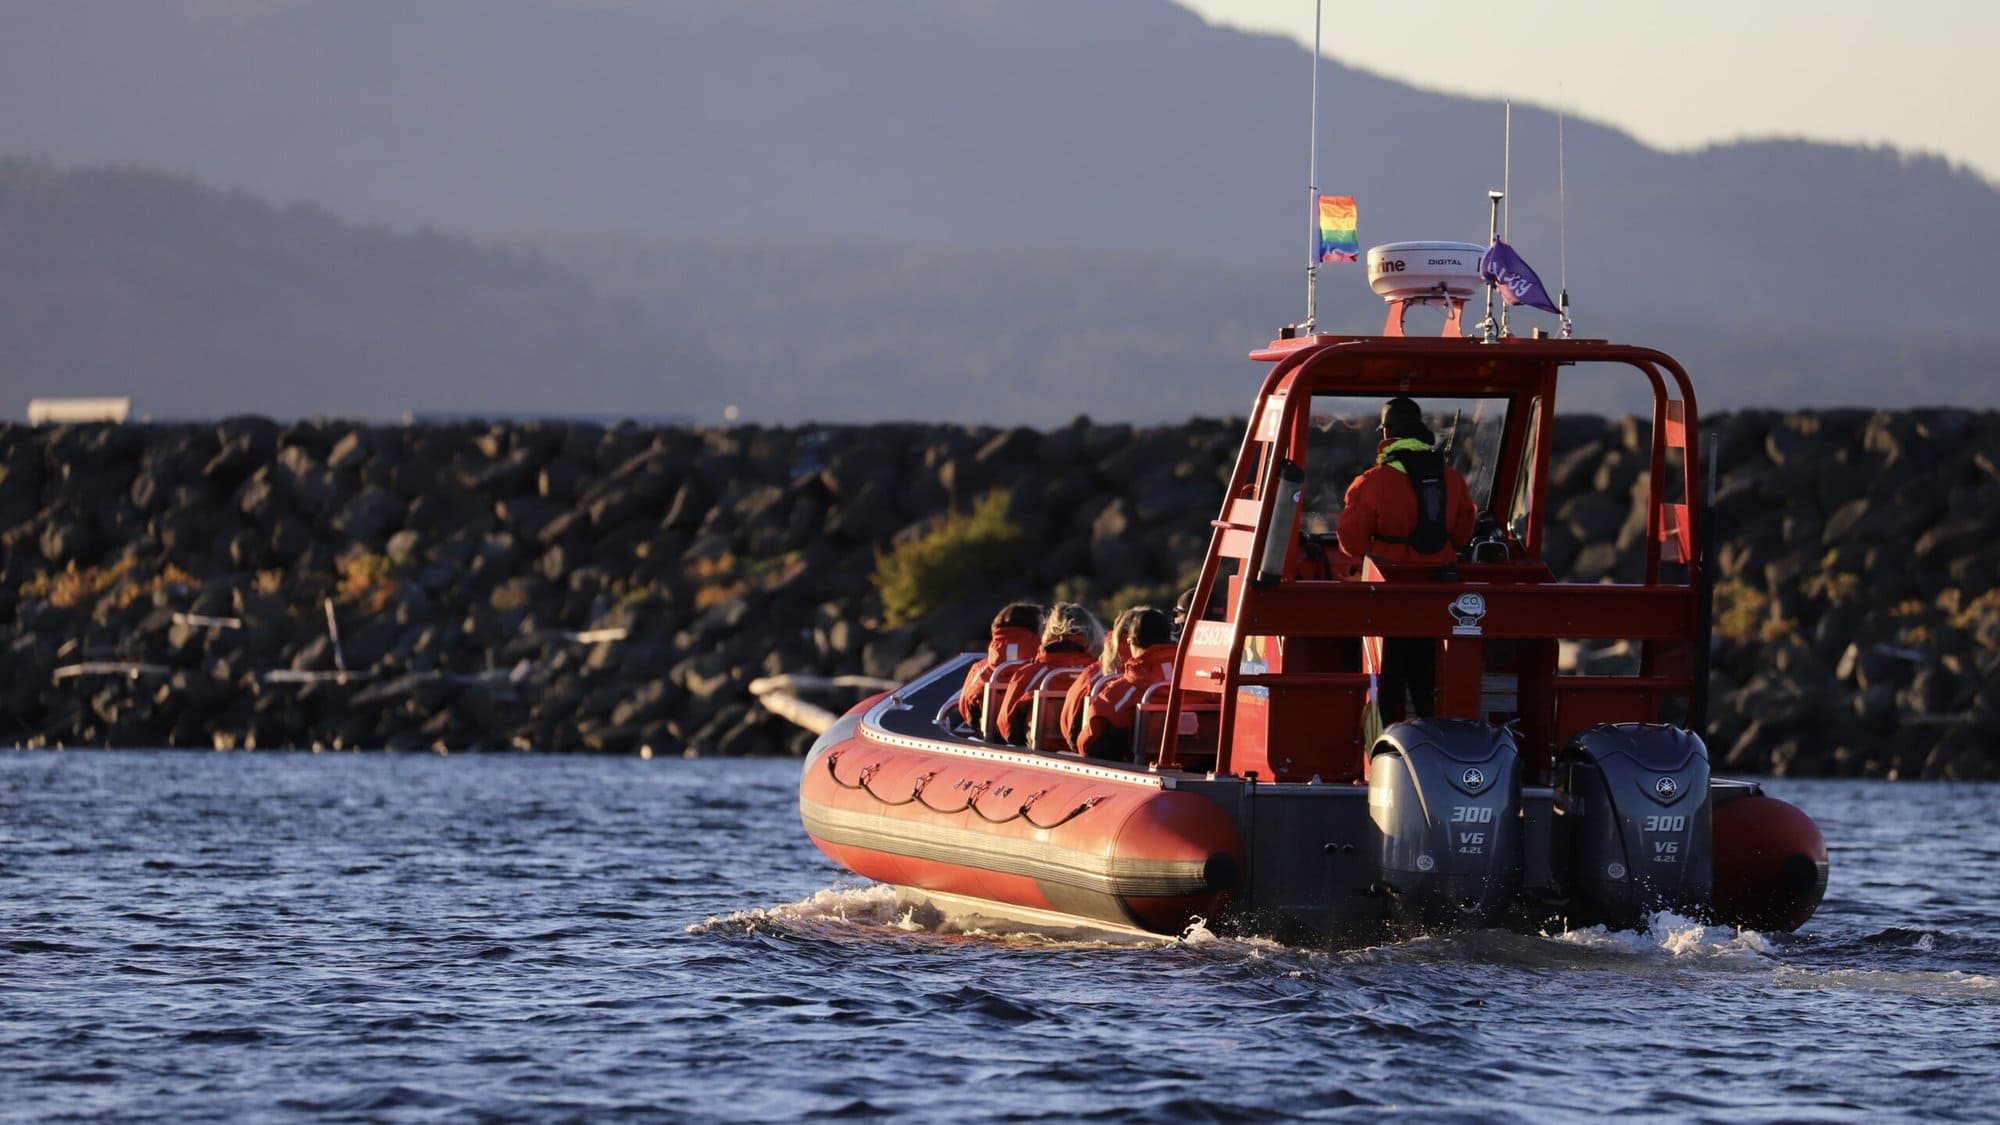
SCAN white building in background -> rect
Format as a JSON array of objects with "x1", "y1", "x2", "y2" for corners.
[{"x1": 27, "y1": 397, "x2": 131, "y2": 424}]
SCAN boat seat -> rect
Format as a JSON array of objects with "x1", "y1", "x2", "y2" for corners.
[
  {"x1": 1028, "y1": 666, "x2": 1089, "y2": 752},
  {"x1": 977, "y1": 658, "x2": 1035, "y2": 741},
  {"x1": 996, "y1": 663, "x2": 1061, "y2": 747},
  {"x1": 1134, "y1": 681, "x2": 1212, "y2": 768}
]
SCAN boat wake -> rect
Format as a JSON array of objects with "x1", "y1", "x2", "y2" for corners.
[
  {"x1": 698, "y1": 890, "x2": 1766, "y2": 957},
  {"x1": 688, "y1": 884, "x2": 911, "y2": 939},
  {"x1": 1544, "y1": 910, "x2": 1777, "y2": 961},
  {"x1": 696, "y1": 888, "x2": 2000, "y2": 1006},
  {"x1": 689, "y1": 885, "x2": 1169, "y2": 948}
]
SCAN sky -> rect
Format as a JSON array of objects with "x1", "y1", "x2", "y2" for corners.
[{"x1": 1176, "y1": 0, "x2": 2000, "y2": 185}]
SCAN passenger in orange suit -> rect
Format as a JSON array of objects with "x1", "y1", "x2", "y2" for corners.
[
  {"x1": 957, "y1": 602, "x2": 1045, "y2": 730},
  {"x1": 1074, "y1": 607, "x2": 1176, "y2": 763},
  {"x1": 1061, "y1": 606, "x2": 1138, "y2": 753},
  {"x1": 996, "y1": 602, "x2": 1104, "y2": 747},
  {"x1": 1336, "y1": 397, "x2": 1479, "y2": 722}
]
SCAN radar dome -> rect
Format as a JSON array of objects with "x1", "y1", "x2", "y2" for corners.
[{"x1": 1366, "y1": 241, "x2": 1484, "y2": 302}]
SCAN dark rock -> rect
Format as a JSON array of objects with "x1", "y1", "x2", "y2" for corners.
[
  {"x1": 1557, "y1": 492, "x2": 1625, "y2": 544},
  {"x1": 1764, "y1": 419, "x2": 1818, "y2": 468},
  {"x1": 38, "y1": 514, "x2": 99, "y2": 565},
  {"x1": 1780, "y1": 510, "x2": 1824, "y2": 550},
  {"x1": 539, "y1": 460, "x2": 585, "y2": 503},
  {"x1": 327, "y1": 431, "x2": 371, "y2": 473},
  {"x1": 227, "y1": 527, "x2": 269, "y2": 570},
  {"x1": 1547, "y1": 440, "x2": 1604, "y2": 494},
  {"x1": 205, "y1": 419, "x2": 280, "y2": 487},
  {"x1": 662, "y1": 477, "x2": 714, "y2": 533},
  {"x1": 1591, "y1": 449, "x2": 1639, "y2": 496},
  {"x1": 495, "y1": 497, "x2": 564, "y2": 542},
  {"x1": 1915, "y1": 516, "x2": 1991, "y2": 563},
  {"x1": 333, "y1": 487, "x2": 405, "y2": 546},
  {"x1": 1923, "y1": 720, "x2": 1998, "y2": 779},
  {"x1": 823, "y1": 478, "x2": 899, "y2": 545},
  {"x1": 862, "y1": 628, "x2": 919, "y2": 680},
  {"x1": 477, "y1": 450, "x2": 541, "y2": 497}
]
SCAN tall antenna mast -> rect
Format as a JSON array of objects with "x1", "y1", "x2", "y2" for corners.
[
  {"x1": 1502, "y1": 99, "x2": 1512, "y2": 242},
  {"x1": 1500, "y1": 99, "x2": 1513, "y2": 338},
  {"x1": 1303, "y1": 0, "x2": 1324, "y2": 334}
]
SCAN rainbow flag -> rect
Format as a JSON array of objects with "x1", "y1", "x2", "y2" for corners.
[{"x1": 1318, "y1": 194, "x2": 1358, "y2": 262}]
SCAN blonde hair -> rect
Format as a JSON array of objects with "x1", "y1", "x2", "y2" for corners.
[
  {"x1": 1041, "y1": 602, "x2": 1104, "y2": 654},
  {"x1": 1101, "y1": 607, "x2": 1142, "y2": 675}
]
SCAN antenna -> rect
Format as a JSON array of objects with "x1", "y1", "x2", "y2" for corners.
[
  {"x1": 1500, "y1": 100, "x2": 1512, "y2": 339},
  {"x1": 1303, "y1": 0, "x2": 1323, "y2": 335},
  {"x1": 1502, "y1": 100, "x2": 1512, "y2": 242}
]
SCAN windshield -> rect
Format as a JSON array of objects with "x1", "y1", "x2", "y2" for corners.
[{"x1": 1298, "y1": 393, "x2": 1508, "y2": 537}]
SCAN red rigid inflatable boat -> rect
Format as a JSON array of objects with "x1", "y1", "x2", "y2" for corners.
[{"x1": 800, "y1": 244, "x2": 1829, "y2": 945}]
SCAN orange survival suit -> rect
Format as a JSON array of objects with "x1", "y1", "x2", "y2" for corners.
[
  {"x1": 1335, "y1": 436, "x2": 1478, "y2": 564},
  {"x1": 957, "y1": 621, "x2": 1042, "y2": 729},
  {"x1": 996, "y1": 636, "x2": 1096, "y2": 746}
]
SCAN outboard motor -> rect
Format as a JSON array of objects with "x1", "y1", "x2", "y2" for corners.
[
  {"x1": 1370, "y1": 719, "x2": 1524, "y2": 932},
  {"x1": 1558, "y1": 723, "x2": 1712, "y2": 929}
]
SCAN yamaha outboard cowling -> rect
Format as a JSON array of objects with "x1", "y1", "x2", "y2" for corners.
[
  {"x1": 1558, "y1": 723, "x2": 1712, "y2": 929},
  {"x1": 1370, "y1": 719, "x2": 1524, "y2": 932}
]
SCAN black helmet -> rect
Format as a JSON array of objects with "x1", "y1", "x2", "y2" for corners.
[{"x1": 1380, "y1": 396, "x2": 1426, "y2": 436}]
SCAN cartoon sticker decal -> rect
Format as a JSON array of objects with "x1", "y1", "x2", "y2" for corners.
[{"x1": 1450, "y1": 592, "x2": 1487, "y2": 636}]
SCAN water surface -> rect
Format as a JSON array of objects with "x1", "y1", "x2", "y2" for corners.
[{"x1": 2, "y1": 752, "x2": 1994, "y2": 1121}]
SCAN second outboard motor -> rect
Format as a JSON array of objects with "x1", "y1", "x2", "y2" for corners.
[
  {"x1": 1370, "y1": 719, "x2": 1524, "y2": 933},
  {"x1": 1558, "y1": 723, "x2": 1712, "y2": 929}
]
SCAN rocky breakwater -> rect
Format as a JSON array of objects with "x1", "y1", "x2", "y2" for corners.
[
  {"x1": 1695, "y1": 411, "x2": 2000, "y2": 779},
  {"x1": 0, "y1": 417, "x2": 1228, "y2": 758},
  {"x1": 1, "y1": 411, "x2": 1995, "y2": 778}
]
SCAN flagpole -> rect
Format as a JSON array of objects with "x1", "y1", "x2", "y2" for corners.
[
  {"x1": 1480, "y1": 190, "x2": 1502, "y2": 344},
  {"x1": 1558, "y1": 95, "x2": 1573, "y2": 338},
  {"x1": 1304, "y1": 0, "x2": 1323, "y2": 335}
]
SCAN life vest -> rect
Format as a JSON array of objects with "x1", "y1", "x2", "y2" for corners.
[
  {"x1": 996, "y1": 642, "x2": 1095, "y2": 746},
  {"x1": 1374, "y1": 446, "x2": 1449, "y2": 556},
  {"x1": 1060, "y1": 667, "x2": 1104, "y2": 753},
  {"x1": 1076, "y1": 643, "x2": 1176, "y2": 761},
  {"x1": 957, "y1": 625, "x2": 1042, "y2": 727},
  {"x1": 1336, "y1": 439, "x2": 1478, "y2": 564}
]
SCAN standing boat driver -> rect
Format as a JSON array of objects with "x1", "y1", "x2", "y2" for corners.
[{"x1": 1336, "y1": 396, "x2": 1478, "y2": 721}]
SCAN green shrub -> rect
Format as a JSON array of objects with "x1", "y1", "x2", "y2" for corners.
[
  {"x1": 1712, "y1": 575, "x2": 1790, "y2": 644},
  {"x1": 872, "y1": 490, "x2": 1026, "y2": 627}
]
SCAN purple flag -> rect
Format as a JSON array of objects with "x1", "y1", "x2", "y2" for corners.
[{"x1": 1479, "y1": 239, "x2": 1559, "y2": 314}]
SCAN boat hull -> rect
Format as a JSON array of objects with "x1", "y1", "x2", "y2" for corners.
[
  {"x1": 796, "y1": 658, "x2": 1824, "y2": 943},
  {"x1": 800, "y1": 690, "x2": 1241, "y2": 936}
]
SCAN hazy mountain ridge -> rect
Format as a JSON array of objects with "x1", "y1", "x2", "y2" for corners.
[
  {"x1": 4, "y1": 158, "x2": 1995, "y2": 426},
  {"x1": 1, "y1": 0, "x2": 1996, "y2": 420},
  {"x1": 0, "y1": 160, "x2": 727, "y2": 421}
]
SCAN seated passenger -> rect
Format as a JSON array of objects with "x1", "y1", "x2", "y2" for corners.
[
  {"x1": 1074, "y1": 607, "x2": 1176, "y2": 763},
  {"x1": 1061, "y1": 606, "x2": 1138, "y2": 752},
  {"x1": 1335, "y1": 397, "x2": 1478, "y2": 721},
  {"x1": 996, "y1": 602, "x2": 1104, "y2": 746},
  {"x1": 957, "y1": 601, "x2": 1045, "y2": 730},
  {"x1": 1172, "y1": 584, "x2": 1224, "y2": 640}
]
